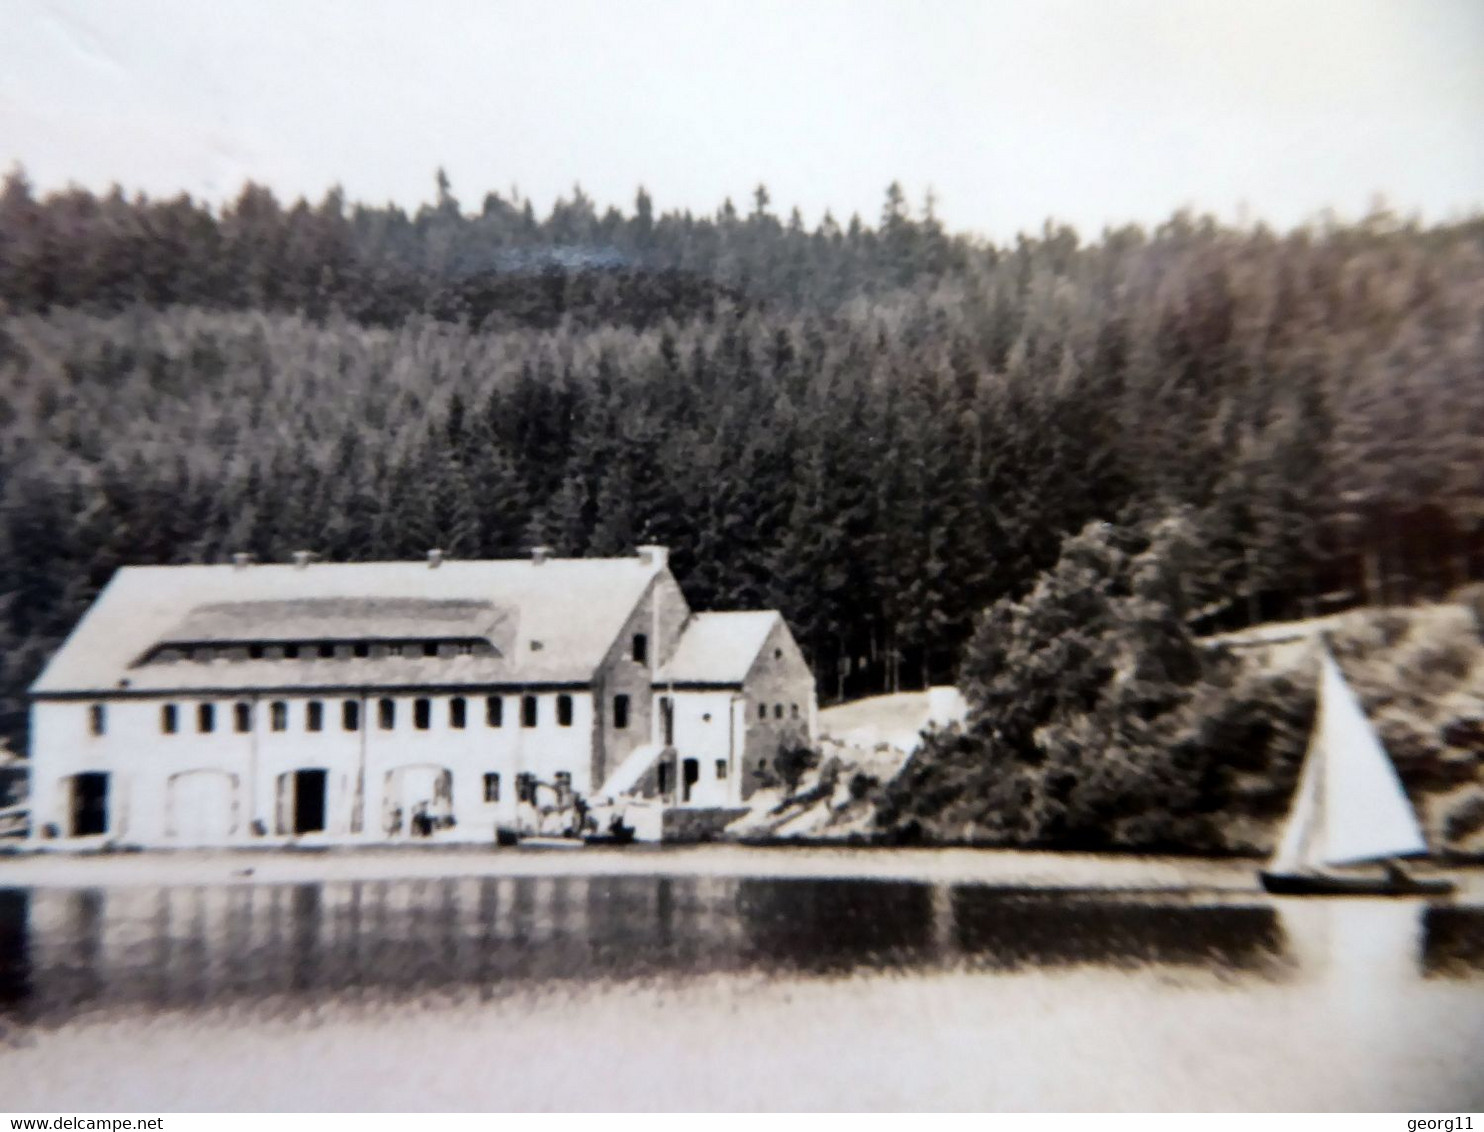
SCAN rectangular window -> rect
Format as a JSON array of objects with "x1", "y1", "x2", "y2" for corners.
[
  {"x1": 271, "y1": 701, "x2": 288, "y2": 731},
  {"x1": 457, "y1": 642, "x2": 473, "y2": 657},
  {"x1": 387, "y1": 644, "x2": 403, "y2": 658},
  {"x1": 450, "y1": 697, "x2": 466, "y2": 729},
  {"x1": 379, "y1": 698, "x2": 396, "y2": 730},
  {"x1": 235, "y1": 702, "x2": 251, "y2": 733},
  {"x1": 758, "y1": 703, "x2": 767, "y2": 720},
  {"x1": 486, "y1": 696, "x2": 503, "y2": 727},
  {"x1": 307, "y1": 700, "x2": 324, "y2": 732},
  {"x1": 557, "y1": 694, "x2": 573, "y2": 727},
  {"x1": 423, "y1": 641, "x2": 438, "y2": 658},
  {"x1": 161, "y1": 703, "x2": 178, "y2": 734},
  {"x1": 414, "y1": 698, "x2": 431, "y2": 730},
  {"x1": 717, "y1": 759, "x2": 728, "y2": 780},
  {"x1": 343, "y1": 700, "x2": 360, "y2": 731},
  {"x1": 197, "y1": 702, "x2": 215, "y2": 733},
  {"x1": 483, "y1": 773, "x2": 500, "y2": 803},
  {"x1": 613, "y1": 694, "x2": 630, "y2": 730},
  {"x1": 521, "y1": 695, "x2": 537, "y2": 728},
  {"x1": 249, "y1": 644, "x2": 264, "y2": 660},
  {"x1": 774, "y1": 703, "x2": 784, "y2": 719},
  {"x1": 632, "y1": 633, "x2": 648, "y2": 664},
  {"x1": 516, "y1": 772, "x2": 537, "y2": 804},
  {"x1": 89, "y1": 703, "x2": 106, "y2": 736},
  {"x1": 554, "y1": 771, "x2": 572, "y2": 800},
  {"x1": 318, "y1": 643, "x2": 334, "y2": 659},
  {"x1": 354, "y1": 642, "x2": 369, "y2": 658},
  {"x1": 284, "y1": 644, "x2": 299, "y2": 659}
]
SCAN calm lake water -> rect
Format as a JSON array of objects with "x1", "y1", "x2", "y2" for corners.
[{"x1": 1, "y1": 870, "x2": 1482, "y2": 1110}]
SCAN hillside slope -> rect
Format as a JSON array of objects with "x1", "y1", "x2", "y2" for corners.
[
  {"x1": 1214, "y1": 597, "x2": 1484, "y2": 857},
  {"x1": 735, "y1": 597, "x2": 1484, "y2": 854},
  {"x1": 726, "y1": 688, "x2": 967, "y2": 840}
]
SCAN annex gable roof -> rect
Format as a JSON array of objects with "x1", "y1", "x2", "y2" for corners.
[
  {"x1": 655, "y1": 610, "x2": 782, "y2": 686},
  {"x1": 32, "y1": 557, "x2": 670, "y2": 697}
]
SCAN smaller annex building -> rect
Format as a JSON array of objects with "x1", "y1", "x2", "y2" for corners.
[{"x1": 28, "y1": 547, "x2": 816, "y2": 848}]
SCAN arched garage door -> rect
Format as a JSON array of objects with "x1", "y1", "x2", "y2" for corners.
[{"x1": 167, "y1": 770, "x2": 239, "y2": 845}]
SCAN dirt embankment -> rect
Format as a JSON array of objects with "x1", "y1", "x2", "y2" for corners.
[{"x1": 727, "y1": 689, "x2": 964, "y2": 841}]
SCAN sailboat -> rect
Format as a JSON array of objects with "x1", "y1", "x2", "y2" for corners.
[{"x1": 1260, "y1": 644, "x2": 1454, "y2": 897}]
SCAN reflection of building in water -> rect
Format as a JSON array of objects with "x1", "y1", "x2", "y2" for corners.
[
  {"x1": 28, "y1": 548, "x2": 817, "y2": 848},
  {"x1": 1, "y1": 878, "x2": 772, "y2": 1021},
  {"x1": 0, "y1": 879, "x2": 1311, "y2": 1025}
]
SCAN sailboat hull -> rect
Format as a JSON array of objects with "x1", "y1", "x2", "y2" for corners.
[{"x1": 1259, "y1": 870, "x2": 1455, "y2": 897}]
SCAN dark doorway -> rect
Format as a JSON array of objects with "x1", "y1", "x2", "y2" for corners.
[
  {"x1": 293, "y1": 769, "x2": 327, "y2": 834},
  {"x1": 71, "y1": 773, "x2": 109, "y2": 836},
  {"x1": 657, "y1": 761, "x2": 670, "y2": 798},
  {"x1": 660, "y1": 696, "x2": 674, "y2": 746},
  {"x1": 682, "y1": 758, "x2": 699, "y2": 803}
]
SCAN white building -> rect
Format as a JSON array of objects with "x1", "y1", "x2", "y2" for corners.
[{"x1": 27, "y1": 546, "x2": 816, "y2": 847}]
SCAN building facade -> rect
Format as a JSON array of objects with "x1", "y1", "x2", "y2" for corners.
[{"x1": 28, "y1": 547, "x2": 816, "y2": 847}]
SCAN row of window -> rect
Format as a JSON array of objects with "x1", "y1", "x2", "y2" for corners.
[
  {"x1": 88, "y1": 692, "x2": 615, "y2": 737},
  {"x1": 760, "y1": 702, "x2": 802, "y2": 721},
  {"x1": 86, "y1": 692, "x2": 793, "y2": 739},
  {"x1": 151, "y1": 639, "x2": 491, "y2": 664},
  {"x1": 151, "y1": 632, "x2": 654, "y2": 667}
]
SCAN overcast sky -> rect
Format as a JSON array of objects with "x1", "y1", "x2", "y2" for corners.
[{"x1": 2, "y1": 0, "x2": 1481, "y2": 241}]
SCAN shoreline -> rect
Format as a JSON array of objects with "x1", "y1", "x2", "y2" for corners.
[{"x1": 1, "y1": 841, "x2": 1479, "y2": 896}]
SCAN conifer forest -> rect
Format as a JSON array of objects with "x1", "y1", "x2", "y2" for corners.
[{"x1": 1, "y1": 171, "x2": 1482, "y2": 843}]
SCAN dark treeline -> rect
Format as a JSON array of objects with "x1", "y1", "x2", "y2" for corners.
[
  {"x1": 0, "y1": 171, "x2": 957, "y2": 323},
  {"x1": 1, "y1": 169, "x2": 1483, "y2": 752}
]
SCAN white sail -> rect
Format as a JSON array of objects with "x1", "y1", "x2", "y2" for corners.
[
  {"x1": 1269, "y1": 646, "x2": 1428, "y2": 874},
  {"x1": 1316, "y1": 650, "x2": 1427, "y2": 865},
  {"x1": 1269, "y1": 720, "x2": 1326, "y2": 874}
]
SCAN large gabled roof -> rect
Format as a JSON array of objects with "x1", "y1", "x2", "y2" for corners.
[
  {"x1": 655, "y1": 610, "x2": 782, "y2": 686},
  {"x1": 31, "y1": 557, "x2": 668, "y2": 696}
]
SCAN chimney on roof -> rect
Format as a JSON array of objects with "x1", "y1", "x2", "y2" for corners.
[
  {"x1": 637, "y1": 545, "x2": 669, "y2": 570},
  {"x1": 530, "y1": 545, "x2": 552, "y2": 565},
  {"x1": 427, "y1": 548, "x2": 444, "y2": 569},
  {"x1": 291, "y1": 550, "x2": 317, "y2": 569},
  {"x1": 231, "y1": 552, "x2": 255, "y2": 569}
]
